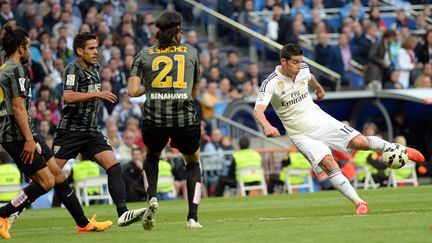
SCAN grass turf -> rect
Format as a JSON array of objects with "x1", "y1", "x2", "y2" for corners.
[{"x1": 6, "y1": 186, "x2": 432, "y2": 243}]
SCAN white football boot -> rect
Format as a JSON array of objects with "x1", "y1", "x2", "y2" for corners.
[{"x1": 142, "y1": 197, "x2": 158, "y2": 230}]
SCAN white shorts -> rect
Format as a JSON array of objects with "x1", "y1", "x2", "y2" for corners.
[{"x1": 290, "y1": 115, "x2": 360, "y2": 170}]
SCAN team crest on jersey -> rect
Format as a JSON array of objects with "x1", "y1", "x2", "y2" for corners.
[
  {"x1": 277, "y1": 81, "x2": 285, "y2": 90},
  {"x1": 53, "y1": 145, "x2": 61, "y2": 154},
  {"x1": 66, "y1": 74, "x2": 75, "y2": 86}
]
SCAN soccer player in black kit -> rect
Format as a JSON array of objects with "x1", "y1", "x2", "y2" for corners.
[
  {"x1": 0, "y1": 27, "x2": 112, "y2": 239},
  {"x1": 50, "y1": 32, "x2": 146, "y2": 226},
  {"x1": 128, "y1": 10, "x2": 203, "y2": 229}
]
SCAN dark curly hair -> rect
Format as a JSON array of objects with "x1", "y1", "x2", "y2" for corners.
[
  {"x1": 1, "y1": 25, "x2": 29, "y2": 58},
  {"x1": 154, "y1": 10, "x2": 183, "y2": 48}
]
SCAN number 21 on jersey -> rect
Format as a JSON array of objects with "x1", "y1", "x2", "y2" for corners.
[{"x1": 152, "y1": 55, "x2": 186, "y2": 88}]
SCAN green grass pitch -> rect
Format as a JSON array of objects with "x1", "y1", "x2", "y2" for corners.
[{"x1": 6, "y1": 186, "x2": 432, "y2": 243}]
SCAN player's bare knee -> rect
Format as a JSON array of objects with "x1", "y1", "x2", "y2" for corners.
[
  {"x1": 348, "y1": 135, "x2": 370, "y2": 150},
  {"x1": 38, "y1": 173, "x2": 55, "y2": 191},
  {"x1": 318, "y1": 155, "x2": 339, "y2": 174}
]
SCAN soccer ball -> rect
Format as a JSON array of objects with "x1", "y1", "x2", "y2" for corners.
[{"x1": 382, "y1": 143, "x2": 408, "y2": 169}]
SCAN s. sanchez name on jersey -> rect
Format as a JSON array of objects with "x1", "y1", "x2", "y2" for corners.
[
  {"x1": 255, "y1": 63, "x2": 328, "y2": 138},
  {"x1": 131, "y1": 43, "x2": 200, "y2": 127}
]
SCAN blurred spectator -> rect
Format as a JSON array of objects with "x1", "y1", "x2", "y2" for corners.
[
  {"x1": 271, "y1": 3, "x2": 294, "y2": 45},
  {"x1": 328, "y1": 33, "x2": 353, "y2": 88},
  {"x1": 240, "y1": 80, "x2": 258, "y2": 102},
  {"x1": 0, "y1": 1, "x2": 15, "y2": 26},
  {"x1": 314, "y1": 32, "x2": 331, "y2": 68},
  {"x1": 391, "y1": 9, "x2": 409, "y2": 30},
  {"x1": 221, "y1": 51, "x2": 241, "y2": 81},
  {"x1": 112, "y1": 88, "x2": 142, "y2": 131},
  {"x1": 415, "y1": 29, "x2": 432, "y2": 66},
  {"x1": 396, "y1": 36, "x2": 417, "y2": 88},
  {"x1": 39, "y1": 47, "x2": 55, "y2": 77},
  {"x1": 122, "y1": 148, "x2": 146, "y2": 202},
  {"x1": 201, "y1": 82, "x2": 219, "y2": 120},
  {"x1": 353, "y1": 23, "x2": 378, "y2": 65},
  {"x1": 247, "y1": 62, "x2": 265, "y2": 87},
  {"x1": 415, "y1": 74, "x2": 432, "y2": 88},
  {"x1": 118, "y1": 130, "x2": 138, "y2": 163},
  {"x1": 215, "y1": 137, "x2": 263, "y2": 197},
  {"x1": 52, "y1": 11, "x2": 78, "y2": 38},
  {"x1": 369, "y1": 5, "x2": 386, "y2": 31},
  {"x1": 207, "y1": 66, "x2": 222, "y2": 83},
  {"x1": 165, "y1": 147, "x2": 187, "y2": 200},
  {"x1": 218, "y1": 78, "x2": 232, "y2": 104},
  {"x1": 139, "y1": 13, "x2": 156, "y2": 45},
  {"x1": 341, "y1": 0, "x2": 365, "y2": 21},
  {"x1": 384, "y1": 70, "x2": 403, "y2": 89},
  {"x1": 43, "y1": 2, "x2": 61, "y2": 32},
  {"x1": 185, "y1": 30, "x2": 202, "y2": 54},
  {"x1": 364, "y1": 29, "x2": 397, "y2": 89}
]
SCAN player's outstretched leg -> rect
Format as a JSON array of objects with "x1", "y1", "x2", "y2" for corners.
[
  {"x1": 365, "y1": 136, "x2": 425, "y2": 163},
  {"x1": 405, "y1": 147, "x2": 425, "y2": 163},
  {"x1": 77, "y1": 215, "x2": 113, "y2": 233},
  {"x1": 0, "y1": 217, "x2": 10, "y2": 239},
  {"x1": 142, "y1": 197, "x2": 158, "y2": 230}
]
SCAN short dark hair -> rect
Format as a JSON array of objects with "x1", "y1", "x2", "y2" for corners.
[
  {"x1": 154, "y1": 10, "x2": 183, "y2": 48},
  {"x1": 72, "y1": 32, "x2": 97, "y2": 55},
  {"x1": 382, "y1": 29, "x2": 397, "y2": 39},
  {"x1": 280, "y1": 43, "x2": 303, "y2": 60},
  {"x1": 239, "y1": 137, "x2": 250, "y2": 149},
  {"x1": 1, "y1": 25, "x2": 29, "y2": 58}
]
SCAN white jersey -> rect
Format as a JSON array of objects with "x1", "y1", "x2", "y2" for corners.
[{"x1": 255, "y1": 63, "x2": 330, "y2": 138}]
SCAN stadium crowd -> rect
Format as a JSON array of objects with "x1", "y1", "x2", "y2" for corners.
[{"x1": 0, "y1": 0, "x2": 431, "y2": 205}]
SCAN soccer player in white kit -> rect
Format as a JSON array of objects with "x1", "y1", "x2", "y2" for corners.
[{"x1": 254, "y1": 43, "x2": 425, "y2": 214}]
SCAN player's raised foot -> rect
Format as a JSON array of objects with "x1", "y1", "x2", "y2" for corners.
[
  {"x1": 0, "y1": 217, "x2": 11, "y2": 239},
  {"x1": 7, "y1": 211, "x2": 20, "y2": 230},
  {"x1": 186, "y1": 219, "x2": 202, "y2": 229},
  {"x1": 406, "y1": 147, "x2": 425, "y2": 163},
  {"x1": 355, "y1": 201, "x2": 368, "y2": 215},
  {"x1": 142, "y1": 197, "x2": 158, "y2": 230},
  {"x1": 77, "y1": 214, "x2": 113, "y2": 233},
  {"x1": 118, "y1": 208, "x2": 147, "y2": 227}
]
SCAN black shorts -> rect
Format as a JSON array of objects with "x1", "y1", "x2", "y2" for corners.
[
  {"x1": 52, "y1": 131, "x2": 113, "y2": 160},
  {"x1": 1, "y1": 136, "x2": 52, "y2": 177},
  {"x1": 142, "y1": 124, "x2": 200, "y2": 155}
]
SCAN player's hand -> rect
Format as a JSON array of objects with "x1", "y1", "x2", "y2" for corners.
[
  {"x1": 316, "y1": 89, "x2": 325, "y2": 100},
  {"x1": 98, "y1": 91, "x2": 117, "y2": 103},
  {"x1": 21, "y1": 139, "x2": 37, "y2": 164},
  {"x1": 264, "y1": 125, "x2": 280, "y2": 138}
]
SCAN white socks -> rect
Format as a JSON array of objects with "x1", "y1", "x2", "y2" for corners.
[
  {"x1": 328, "y1": 168, "x2": 363, "y2": 205},
  {"x1": 367, "y1": 136, "x2": 391, "y2": 152}
]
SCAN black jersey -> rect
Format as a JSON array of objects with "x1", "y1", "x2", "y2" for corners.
[
  {"x1": 57, "y1": 61, "x2": 101, "y2": 132},
  {"x1": 0, "y1": 60, "x2": 34, "y2": 143},
  {"x1": 131, "y1": 44, "x2": 200, "y2": 127}
]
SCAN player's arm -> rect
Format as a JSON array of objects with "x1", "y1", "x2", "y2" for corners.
[
  {"x1": 13, "y1": 96, "x2": 37, "y2": 163},
  {"x1": 62, "y1": 66, "x2": 116, "y2": 104},
  {"x1": 192, "y1": 50, "x2": 201, "y2": 99},
  {"x1": 308, "y1": 74, "x2": 325, "y2": 100},
  {"x1": 64, "y1": 90, "x2": 117, "y2": 103},
  {"x1": 128, "y1": 53, "x2": 146, "y2": 97},
  {"x1": 128, "y1": 76, "x2": 145, "y2": 97},
  {"x1": 254, "y1": 104, "x2": 280, "y2": 137}
]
